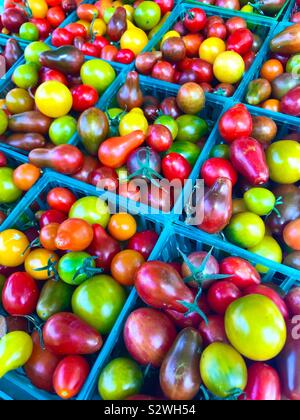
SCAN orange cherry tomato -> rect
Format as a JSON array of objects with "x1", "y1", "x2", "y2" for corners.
[
  {"x1": 40, "y1": 223, "x2": 59, "y2": 251},
  {"x1": 101, "y1": 45, "x2": 118, "y2": 61},
  {"x1": 111, "y1": 250, "x2": 145, "y2": 286},
  {"x1": 261, "y1": 99, "x2": 280, "y2": 112},
  {"x1": 260, "y1": 59, "x2": 283, "y2": 82},
  {"x1": 25, "y1": 248, "x2": 59, "y2": 280},
  {"x1": 77, "y1": 4, "x2": 99, "y2": 21},
  {"x1": 182, "y1": 34, "x2": 203, "y2": 58},
  {"x1": 108, "y1": 213, "x2": 137, "y2": 241},
  {"x1": 283, "y1": 219, "x2": 300, "y2": 251},
  {"x1": 13, "y1": 164, "x2": 41, "y2": 191},
  {"x1": 55, "y1": 218, "x2": 94, "y2": 251}
]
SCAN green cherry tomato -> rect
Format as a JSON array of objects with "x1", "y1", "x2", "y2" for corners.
[
  {"x1": 0, "y1": 110, "x2": 8, "y2": 135},
  {"x1": 49, "y1": 116, "x2": 77, "y2": 145},
  {"x1": 0, "y1": 168, "x2": 22, "y2": 204},
  {"x1": 244, "y1": 188, "x2": 276, "y2": 216},
  {"x1": 209, "y1": 144, "x2": 230, "y2": 160},
  {"x1": 154, "y1": 115, "x2": 178, "y2": 139},
  {"x1": 19, "y1": 22, "x2": 39, "y2": 41},
  {"x1": 98, "y1": 357, "x2": 144, "y2": 400},
  {"x1": 36, "y1": 279, "x2": 74, "y2": 321},
  {"x1": 24, "y1": 41, "x2": 51, "y2": 67},
  {"x1": 103, "y1": 7, "x2": 116, "y2": 24},
  {"x1": 200, "y1": 342, "x2": 247, "y2": 398},
  {"x1": 286, "y1": 54, "x2": 300, "y2": 76},
  {"x1": 134, "y1": 1, "x2": 161, "y2": 30},
  {"x1": 166, "y1": 141, "x2": 201, "y2": 166},
  {"x1": 266, "y1": 140, "x2": 300, "y2": 184},
  {"x1": 58, "y1": 252, "x2": 97, "y2": 286},
  {"x1": 69, "y1": 196, "x2": 110, "y2": 227},
  {"x1": 80, "y1": 59, "x2": 116, "y2": 94},
  {"x1": 225, "y1": 294, "x2": 286, "y2": 361},
  {"x1": 248, "y1": 236, "x2": 283, "y2": 273},
  {"x1": 72, "y1": 275, "x2": 126, "y2": 334},
  {"x1": 225, "y1": 212, "x2": 265, "y2": 248},
  {"x1": 176, "y1": 115, "x2": 208, "y2": 143},
  {"x1": 12, "y1": 63, "x2": 39, "y2": 89}
]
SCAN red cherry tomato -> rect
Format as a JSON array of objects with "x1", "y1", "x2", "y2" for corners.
[
  {"x1": 154, "y1": 0, "x2": 174, "y2": 14},
  {"x1": 184, "y1": 8, "x2": 207, "y2": 33},
  {"x1": 225, "y1": 17, "x2": 247, "y2": 35},
  {"x1": 207, "y1": 281, "x2": 242, "y2": 315},
  {"x1": 46, "y1": 0, "x2": 61, "y2": 6},
  {"x1": 2, "y1": 272, "x2": 39, "y2": 316},
  {"x1": 0, "y1": 152, "x2": 7, "y2": 167},
  {"x1": 65, "y1": 22, "x2": 87, "y2": 38},
  {"x1": 244, "y1": 363, "x2": 281, "y2": 401},
  {"x1": 40, "y1": 68, "x2": 68, "y2": 85},
  {"x1": 30, "y1": 18, "x2": 52, "y2": 39},
  {"x1": 128, "y1": 230, "x2": 158, "y2": 259},
  {"x1": 198, "y1": 315, "x2": 228, "y2": 346},
  {"x1": 243, "y1": 51, "x2": 256, "y2": 70},
  {"x1": 220, "y1": 257, "x2": 261, "y2": 289},
  {"x1": 71, "y1": 84, "x2": 99, "y2": 112},
  {"x1": 47, "y1": 6, "x2": 66, "y2": 28},
  {"x1": 47, "y1": 187, "x2": 77, "y2": 214},
  {"x1": 146, "y1": 125, "x2": 173, "y2": 153},
  {"x1": 162, "y1": 153, "x2": 192, "y2": 184},
  {"x1": 218, "y1": 103, "x2": 253, "y2": 143},
  {"x1": 100, "y1": 45, "x2": 118, "y2": 62},
  {"x1": 207, "y1": 22, "x2": 227, "y2": 39},
  {"x1": 53, "y1": 355, "x2": 90, "y2": 399},
  {"x1": 201, "y1": 157, "x2": 238, "y2": 187},
  {"x1": 182, "y1": 34, "x2": 203, "y2": 58},
  {"x1": 227, "y1": 28, "x2": 254, "y2": 56},
  {"x1": 81, "y1": 42, "x2": 100, "y2": 57},
  {"x1": 93, "y1": 35, "x2": 109, "y2": 51},
  {"x1": 39, "y1": 209, "x2": 67, "y2": 228},
  {"x1": 115, "y1": 49, "x2": 135, "y2": 64},
  {"x1": 151, "y1": 61, "x2": 175, "y2": 83},
  {"x1": 40, "y1": 223, "x2": 59, "y2": 251},
  {"x1": 189, "y1": 58, "x2": 213, "y2": 83},
  {"x1": 52, "y1": 28, "x2": 74, "y2": 47},
  {"x1": 89, "y1": 166, "x2": 119, "y2": 191}
]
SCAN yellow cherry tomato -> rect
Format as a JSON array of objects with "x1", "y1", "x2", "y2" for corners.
[
  {"x1": 214, "y1": 51, "x2": 245, "y2": 84},
  {"x1": 248, "y1": 236, "x2": 283, "y2": 273},
  {"x1": 28, "y1": 0, "x2": 48, "y2": 19},
  {"x1": 120, "y1": 28, "x2": 148, "y2": 56},
  {"x1": 25, "y1": 248, "x2": 59, "y2": 281},
  {"x1": 0, "y1": 229, "x2": 30, "y2": 267},
  {"x1": 119, "y1": 109, "x2": 148, "y2": 136},
  {"x1": 91, "y1": 18, "x2": 107, "y2": 36},
  {"x1": 199, "y1": 37, "x2": 226, "y2": 64},
  {"x1": 0, "y1": 99, "x2": 6, "y2": 110},
  {"x1": 2, "y1": 28, "x2": 9, "y2": 35},
  {"x1": 0, "y1": 332, "x2": 33, "y2": 378},
  {"x1": 124, "y1": 5, "x2": 134, "y2": 21},
  {"x1": 35, "y1": 81, "x2": 73, "y2": 118},
  {"x1": 161, "y1": 30, "x2": 180, "y2": 47},
  {"x1": 76, "y1": 19, "x2": 90, "y2": 32}
]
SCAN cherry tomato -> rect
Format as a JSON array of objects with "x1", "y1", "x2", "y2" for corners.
[
  {"x1": 154, "y1": 0, "x2": 174, "y2": 14},
  {"x1": 47, "y1": 188, "x2": 77, "y2": 214},
  {"x1": 127, "y1": 230, "x2": 158, "y2": 259},
  {"x1": 2, "y1": 272, "x2": 39, "y2": 316},
  {"x1": 283, "y1": 219, "x2": 300, "y2": 251},
  {"x1": 53, "y1": 355, "x2": 90, "y2": 399},
  {"x1": 201, "y1": 157, "x2": 237, "y2": 187},
  {"x1": 189, "y1": 58, "x2": 213, "y2": 83},
  {"x1": 199, "y1": 37, "x2": 226, "y2": 64},
  {"x1": 207, "y1": 281, "x2": 242, "y2": 315},
  {"x1": 207, "y1": 22, "x2": 227, "y2": 39},
  {"x1": 184, "y1": 8, "x2": 207, "y2": 33},
  {"x1": 111, "y1": 250, "x2": 145, "y2": 286},
  {"x1": 77, "y1": 4, "x2": 99, "y2": 21},
  {"x1": 218, "y1": 103, "x2": 252, "y2": 143},
  {"x1": 0, "y1": 152, "x2": 7, "y2": 167},
  {"x1": 227, "y1": 28, "x2": 253, "y2": 56},
  {"x1": 65, "y1": 22, "x2": 87, "y2": 38},
  {"x1": 146, "y1": 124, "x2": 173, "y2": 152},
  {"x1": 93, "y1": 35, "x2": 109, "y2": 51},
  {"x1": 115, "y1": 49, "x2": 135, "y2": 64},
  {"x1": 108, "y1": 213, "x2": 137, "y2": 241},
  {"x1": 40, "y1": 69, "x2": 68, "y2": 85},
  {"x1": 162, "y1": 153, "x2": 192, "y2": 184},
  {"x1": 12, "y1": 164, "x2": 40, "y2": 192},
  {"x1": 81, "y1": 42, "x2": 100, "y2": 58},
  {"x1": 244, "y1": 284, "x2": 289, "y2": 320},
  {"x1": 47, "y1": 6, "x2": 65, "y2": 28},
  {"x1": 261, "y1": 99, "x2": 280, "y2": 112},
  {"x1": 220, "y1": 257, "x2": 261, "y2": 289},
  {"x1": 260, "y1": 59, "x2": 283, "y2": 82},
  {"x1": 198, "y1": 315, "x2": 228, "y2": 347},
  {"x1": 40, "y1": 223, "x2": 59, "y2": 251},
  {"x1": 25, "y1": 249, "x2": 59, "y2": 281},
  {"x1": 226, "y1": 17, "x2": 247, "y2": 35},
  {"x1": 100, "y1": 45, "x2": 118, "y2": 61},
  {"x1": 52, "y1": 28, "x2": 74, "y2": 47},
  {"x1": 182, "y1": 34, "x2": 203, "y2": 58},
  {"x1": 30, "y1": 18, "x2": 52, "y2": 39},
  {"x1": 55, "y1": 219, "x2": 94, "y2": 252},
  {"x1": 151, "y1": 61, "x2": 175, "y2": 83},
  {"x1": 40, "y1": 209, "x2": 67, "y2": 228},
  {"x1": 0, "y1": 229, "x2": 30, "y2": 268},
  {"x1": 244, "y1": 363, "x2": 281, "y2": 401},
  {"x1": 89, "y1": 167, "x2": 119, "y2": 191}
]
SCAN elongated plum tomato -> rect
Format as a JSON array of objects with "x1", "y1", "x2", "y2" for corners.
[
  {"x1": 220, "y1": 257, "x2": 261, "y2": 289},
  {"x1": 218, "y1": 103, "x2": 252, "y2": 143},
  {"x1": 53, "y1": 355, "x2": 90, "y2": 399},
  {"x1": 124, "y1": 308, "x2": 177, "y2": 367},
  {"x1": 55, "y1": 218, "x2": 94, "y2": 251},
  {"x1": 244, "y1": 363, "x2": 281, "y2": 401}
]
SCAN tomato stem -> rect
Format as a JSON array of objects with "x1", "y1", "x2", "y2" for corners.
[
  {"x1": 72, "y1": 257, "x2": 103, "y2": 283},
  {"x1": 270, "y1": 196, "x2": 283, "y2": 218},
  {"x1": 177, "y1": 288, "x2": 209, "y2": 325},
  {"x1": 126, "y1": 147, "x2": 165, "y2": 188},
  {"x1": 33, "y1": 257, "x2": 59, "y2": 281},
  {"x1": 89, "y1": 14, "x2": 98, "y2": 42}
]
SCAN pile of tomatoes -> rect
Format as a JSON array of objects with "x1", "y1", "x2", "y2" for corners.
[
  {"x1": 0, "y1": 184, "x2": 159, "y2": 399},
  {"x1": 194, "y1": 102, "x2": 300, "y2": 271},
  {"x1": 290, "y1": 0, "x2": 300, "y2": 22},
  {"x1": 134, "y1": 6, "x2": 263, "y2": 97},
  {"x1": 96, "y1": 245, "x2": 300, "y2": 400},
  {"x1": 0, "y1": 44, "x2": 117, "y2": 152},
  {"x1": 244, "y1": 23, "x2": 300, "y2": 116},
  {"x1": 51, "y1": 0, "x2": 173, "y2": 64},
  {"x1": 0, "y1": 149, "x2": 41, "y2": 224},
  {"x1": 0, "y1": 0, "x2": 81, "y2": 41},
  {"x1": 195, "y1": 0, "x2": 287, "y2": 17}
]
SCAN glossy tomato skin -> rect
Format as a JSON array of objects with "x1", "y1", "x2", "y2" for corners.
[
  {"x1": 47, "y1": 187, "x2": 76, "y2": 214},
  {"x1": 220, "y1": 257, "x2": 261, "y2": 289},
  {"x1": 184, "y1": 8, "x2": 207, "y2": 33},
  {"x1": 124, "y1": 308, "x2": 177, "y2": 367},
  {"x1": 2, "y1": 272, "x2": 39, "y2": 316},
  {"x1": 154, "y1": 0, "x2": 174, "y2": 14},
  {"x1": 244, "y1": 284, "x2": 289, "y2": 320},
  {"x1": 53, "y1": 355, "x2": 90, "y2": 399},
  {"x1": 285, "y1": 287, "x2": 300, "y2": 316},
  {"x1": 115, "y1": 49, "x2": 135, "y2": 64},
  {"x1": 189, "y1": 58, "x2": 213, "y2": 83},
  {"x1": 219, "y1": 103, "x2": 252, "y2": 143},
  {"x1": 135, "y1": 261, "x2": 194, "y2": 313},
  {"x1": 43, "y1": 312, "x2": 103, "y2": 356},
  {"x1": 65, "y1": 22, "x2": 87, "y2": 38},
  {"x1": 52, "y1": 28, "x2": 74, "y2": 47},
  {"x1": 47, "y1": 6, "x2": 66, "y2": 28},
  {"x1": 151, "y1": 61, "x2": 175, "y2": 83},
  {"x1": 30, "y1": 18, "x2": 52, "y2": 39},
  {"x1": 39, "y1": 209, "x2": 67, "y2": 228},
  {"x1": 207, "y1": 281, "x2": 242, "y2": 315},
  {"x1": 198, "y1": 315, "x2": 228, "y2": 347},
  {"x1": 71, "y1": 84, "x2": 99, "y2": 112},
  {"x1": 24, "y1": 331, "x2": 61, "y2": 393},
  {"x1": 201, "y1": 157, "x2": 238, "y2": 187},
  {"x1": 40, "y1": 68, "x2": 68, "y2": 85},
  {"x1": 128, "y1": 230, "x2": 158, "y2": 259},
  {"x1": 227, "y1": 28, "x2": 253, "y2": 55},
  {"x1": 162, "y1": 153, "x2": 191, "y2": 184},
  {"x1": 181, "y1": 251, "x2": 220, "y2": 289},
  {"x1": 244, "y1": 363, "x2": 281, "y2": 401}
]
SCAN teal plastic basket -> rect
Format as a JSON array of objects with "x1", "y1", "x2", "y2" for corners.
[
  {"x1": 283, "y1": 0, "x2": 298, "y2": 21},
  {"x1": 140, "y1": 1, "x2": 276, "y2": 102},
  {"x1": 81, "y1": 221, "x2": 299, "y2": 401},
  {"x1": 0, "y1": 171, "x2": 165, "y2": 400},
  {"x1": 70, "y1": 73, "x2": 227, "y2": 221},
  {"x1": 187, "y1": 0, "x2": 290, "y2": 21}
]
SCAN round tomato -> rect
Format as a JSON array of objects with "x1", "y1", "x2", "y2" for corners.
[
  {"x1": 184, "y1": 8, "x2": 207, "y2": 33},
  {"x1": 162, "y1": 153, "x2": 191, "y2": 184},
  {"x1": 213, "y1": 51, "x2": 245, "y2": 84},
  {"x1": 69, "y1": 196, "x2": 110, "y2": 227},
  {"x1": 13, "y1": 164, "x2": 40, "y2": 192},
  {"x1": 49, "y1": 116, "x2": 77, "y2": 146},
  {"x1": 244, "y1": 188, "x2": 276, "y2": 216},
  {"x1": 0, "y1": 230, "x2": 30, "y2": 267},
  {"x1": 47, "y1": 187, "x2": 77, "y2": 214},
  {"x1": 47, "y1": 6, "x2": 65, "y2": 27},
  {"x1": 128, "y1": 230, "x2": 158, "y2": 259},
  {"x1": 154, "y1": 115, "x2": 178, "y2": 139},
  {"x1": 0, "y1": 167, "x2": 22, "y2": 204},
  {"x1": 283, "y1": 219, "x2": 300, "y2": 251},
  {"x1": 120, "y1": 28, "x2": 148, "y2": 56},
  {"x1": 80, "y1": 59, "x2": 116, "y2": 93},
  {"x1": 108, "y1": 213, "x2": 137, "y2": 241},
  {"x1": 225, "y1": 294, "x2": 286, "y2": 361},
  {"x1": 71, "y1": 85, "x2": 99, "y2": 112},
  {"x1": 119, "y1": 109, "x2": 148, "y2": 136},
  {"x1": 28, "y1": 0, "x2": 48, "y2": 19},
  {"x1": 39, "y1": 209, "x2": 67, "y2": 228},
  {"x1": 199, "y1": 37, "x2": 226, "y2": 64},
  {"x1": 207, "y1": 281, "x2": 242, "y2": 315},
  {"x1": 111, "y1": 250, "x2": 145, "y2": 286},
  {"x1": 55, "y1": 219, "x2": 94, "y2": 252},
  {"x1": 25, "y1": 249, "x2": 59, "y2": 281},
  {"x1": 201, "y1": 157, "x2": 237, "y2": 187},
  {"x1": 58, "y1": 251, "x2": 98, "y2": 286},
  {"x1": 19, "y1": 22, "x2": 39, "y2": 41},
  {"x1": 98, "y1": 357, "x2": 143, "y2": 400},
  {"x1": 176, "y1": 114, "x2": 208, "y2": 143},
  {"x1": 267, "y1": 140, "x2": 300, "y2": 184},
  {"x1": 134, "y1": 1, "x2": 161, "y2": 31},
  {"x1": 225, "y1": 212, "x2": 265, "y2": 248},
  {"x1": 260, "y1": 59, "x2": 283, "y2": 82},
  {"x1": 35, "y1": 81, "x2": 73, "y2": 118},
  {"x1": 40, "y1": 223, "x2": 59, "y2": 251}
]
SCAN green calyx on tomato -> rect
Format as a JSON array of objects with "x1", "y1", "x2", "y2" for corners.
[{"x1": 58, "y1": 252, "x2": 102, "y2": 286}]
